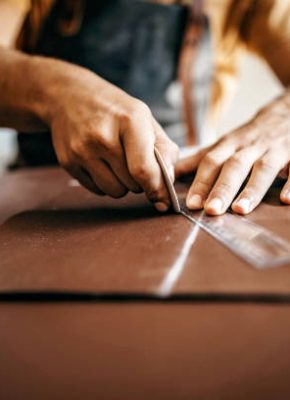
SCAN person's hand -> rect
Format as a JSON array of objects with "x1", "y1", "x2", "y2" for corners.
[
  {"x1": 176, "y1": 99, "x2": 290, "y2": 215},
  {"x1": 48, "y1": 66, "x2": 178, "y2": 212},
  {"x1": 0, "y1": 49, "x2": 178, "y2": 211}
]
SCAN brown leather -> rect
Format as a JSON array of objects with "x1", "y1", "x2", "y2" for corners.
[
  {"x1": 1, "y1": 167, "x2": 290, "y2": 399},
  {"x1": 1, "y1": 302, "x2": 290, "y2": 400},
  {"x1": 0, "y1": 167, "x2": 290, "y2": 299}
]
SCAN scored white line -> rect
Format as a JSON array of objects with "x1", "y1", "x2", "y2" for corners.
[{"x1": 157, "y1": 222, "x2": 200, "y2": 297}]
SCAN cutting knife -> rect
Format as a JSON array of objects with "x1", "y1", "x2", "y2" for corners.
[{"x1": 154, "y1": 147, "x2": 181, "y2": 213}]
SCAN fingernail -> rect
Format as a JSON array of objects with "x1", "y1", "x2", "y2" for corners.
[
  {"x1": 155, "y1": 202, "x2": 169, "y2": 212},
  {"x1": 169, "y1": 165, "x2": 175, "y2": 183},
  {"x1": 234, "y1": 198, "x2": 250, "y2": 213},
  {"x1": 187, "y1": 194, "x2": 203, "y2": 209},
  {"x1": 282, "y1": 190, "x2": 290, "y2": 201},
  {"x1": 206, "y1": 198, "x2": 223, "y2": 214}
]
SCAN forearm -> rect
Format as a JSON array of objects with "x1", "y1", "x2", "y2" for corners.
[
  {"x1": 0, "y1": 47, "x2": 48, "y2": 131},
  {"x1": 0, "y1": 47, "x2": 97, "y2": 132}
]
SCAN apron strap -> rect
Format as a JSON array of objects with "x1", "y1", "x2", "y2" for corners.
[{"x1": 178, "y1": 0, "x2": 206, "y2": 146}]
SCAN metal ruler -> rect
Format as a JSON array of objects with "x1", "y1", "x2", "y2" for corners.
[
  {"x1": 155, "y1": 148, "x2": 290, "y2": 270},
  {"x1": 180, "y1": 207, "x2": 290, "y2": 269}
]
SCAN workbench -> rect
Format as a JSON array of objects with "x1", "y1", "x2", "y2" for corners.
[{"x1": 0, "y1": 167, "x2": 290, "y2": 400}]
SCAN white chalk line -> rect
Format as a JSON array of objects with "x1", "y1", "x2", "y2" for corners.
[{"x1": 157, "y1": 222, "x2": 200, "y2": 297}]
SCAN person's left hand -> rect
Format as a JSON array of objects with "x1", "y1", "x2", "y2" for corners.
[{"x1": 175, "y1": 100, "x2": 290, "y2": 215}]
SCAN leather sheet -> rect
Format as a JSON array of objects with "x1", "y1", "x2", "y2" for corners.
[
  {"x1": 0, "y1": 167, "x2": 290, "y2": 299},
  {"x1": 1, "y1": 302, "x2": 290, "y2": 400}
]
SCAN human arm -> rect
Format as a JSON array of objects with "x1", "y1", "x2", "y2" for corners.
[
  {"x1": 0, "y1": 48, "x2": 178, "y2": 210},
  {"x1": 176, "y1": 0, "x2": 290, "y2": 215}
]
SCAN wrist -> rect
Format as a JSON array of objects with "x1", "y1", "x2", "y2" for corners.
[
  {"x1": 24, "y1": 54, "x2": 98, "y2": 127},
  {"x1": 24, "y1": 55, "x2": 74, "y2": 126},
  {"x1": 255, "y1": 89, "x2": 290, "y2": 121}
]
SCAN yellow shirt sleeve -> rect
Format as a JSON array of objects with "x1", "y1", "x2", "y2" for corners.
[
  {"x1": 0, "y1": 0, "x2": 30, "y2": 47},
  {"x1": 205, "y1": 0, "x2": 244, "y2": 125},
  {"x1": 0, "y1": 0, "x2": 30, "y2": 13},
  {"x1": 205, "y1": 0, "x2": 290, "y2": 125},
  {"x1": 237, "y1": 0, "x2": 290, "y2": 86}
]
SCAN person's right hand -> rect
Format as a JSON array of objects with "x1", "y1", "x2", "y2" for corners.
[{"x1": 48, "y1": 66, "x2": 179, "y2": 212}]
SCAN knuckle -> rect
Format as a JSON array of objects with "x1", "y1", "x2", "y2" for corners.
[
  {"x1": 241, "y1": 188, "x2": 254, "y2": 197},
  {"x1": 81, "y1": 128, "x2": 118, "y2": 158},
  {"x1": 255, "y1": 157, "x2": 276, "y2": 172},
  {"x1": 202, "y1": 153, "x2": 221, "y2": 168},
  {"x1": 239, "y1": 187, "x2": 256, "y2": 202},
  {"x1": 123, "y1": 100, "x2": 151, "y2": 123},
  {"x1": 130, "y1": 162, "x2": 152, "y2": 183},
  {"x1": 77, "y1": 125, "x2": 116, "y2": 156},
  {"x1": 215, "y1": 181, "x2": 232, "y2": 193},
  {"x1": 97, "y1": 134, "x2": 116, "y2": 154},
  {"x1": 192, "y1": 180, "x2": 211, "y2": 193},
  {"x1": 209, "y1": 182, "x2": 233, "y2": 202},
  {"x1": 216, "y1": 134, "x2": 231, "y2": 147},
  {"x1": 71, "y1": 138, "x2": 86, "y2": 158},
  {"x1": 227, "y1": 153, "x2": 246, "y2": 168},
  {"x1": 132, "y1": 100, "x2": 151, "y2": 116}
]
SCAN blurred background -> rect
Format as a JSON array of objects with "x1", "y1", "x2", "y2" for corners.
[{"x1": 0, "y1": 52, "x2": 283, "y2": 174}]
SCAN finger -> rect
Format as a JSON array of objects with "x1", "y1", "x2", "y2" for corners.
[
  {"x1": 152, "y1": 119, "x2": 179, "y2": 210},
  {"x1": 204, "y1": 145, "x2": 266, "y2": 215},
  {"x1": 279, "y1": 164, "x2": 289, "y2": 180},
  {"x1": 105, "y1": 145, "x2": 143, "y2": 193},
  {"x1": 66, "y1": 165, "x2": 105, "y2": 195},
  {"x1": 186, "y1": 139, "x2": 238, "y2": 210},
  {"x1": 232, "y1": 151, "x2": 288, "y2": 214},
  {"x1": 82, "y1": 118, "x2": 142, "y2": 194},
  {"x1": 84, "y1": 159, "x2": 128, "y2": 198},
  {"x1": 109, "y1": 157, "x2": 143, "y2": 193},
  {"x1": 121, "y1": 101, "x2": 171, "y2": 212},
  {"x1": 175, "y1": 131, "x2": 244, "y2": 179},
  {"x1": 280, "y1": 163, "x2": 290, "y2": 204},
  {"x1": 174, "y1": 149, "x2": 205, "y2": 178}
]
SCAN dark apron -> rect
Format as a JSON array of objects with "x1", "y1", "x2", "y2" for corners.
[{"x1": 15, "y1": 0, "x2": 212, "y2": 167}]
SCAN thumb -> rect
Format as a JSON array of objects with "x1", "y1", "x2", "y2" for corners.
[
  {"x1": 175, "y1": 150, "x2": 205, "y2": 178},
  {"x1": 153, "y1": 120, "x2": 179, "y2": 182}
]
